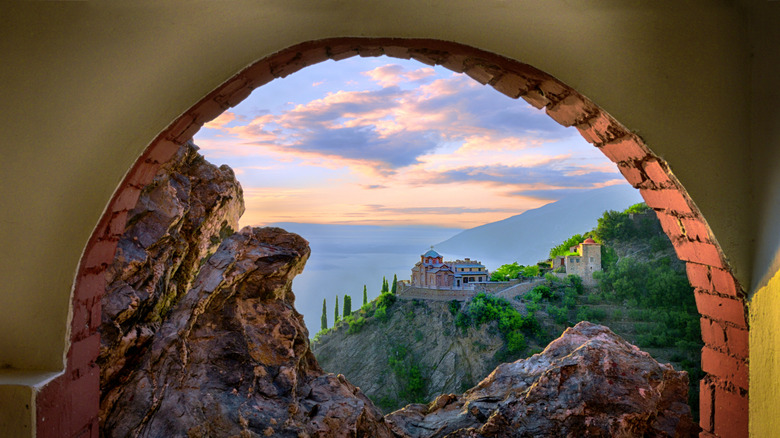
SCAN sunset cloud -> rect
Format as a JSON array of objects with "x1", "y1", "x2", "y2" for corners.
[{"x1": 195, "y1": 57, "x2": 628, "y2": 227}]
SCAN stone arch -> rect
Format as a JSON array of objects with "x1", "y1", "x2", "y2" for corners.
[{"x1": 46, "y1": 38, "x2": 748, "y2": 438}]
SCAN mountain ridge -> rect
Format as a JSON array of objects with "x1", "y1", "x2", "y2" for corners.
[{"x1": 434, "y1": 184, "x2": 643, "y2": 269}]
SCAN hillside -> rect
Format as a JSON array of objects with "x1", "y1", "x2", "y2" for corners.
[
  {"x1": 312, "y1": 202, "x2": 703, "y2": 418},
  {"x1": 312, "y1": 297, "x2": 503, "y2": 412},
  {"x1": 435, "y1": 184, "x2": 643, "y2": 269}
]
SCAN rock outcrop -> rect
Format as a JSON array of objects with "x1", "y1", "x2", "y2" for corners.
[
  {"x1": 100, "y1": 143, "x2": 695, "y2": 437},
  {"x1": 101, "y1": 227, "x2": 392, "y2": 437},
  {"x1": 100, "y1": 142, "x2": 244, "y2": 391},
  {"x1": 312, "y1": 299, "x2": 505, "y2": 412},
  {"x1": 385, "y1": 321, "x2": 698, "y2": 437}
]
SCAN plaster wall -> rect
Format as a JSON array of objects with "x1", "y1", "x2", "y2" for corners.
[
  {"x1": 0, "y1": 0, "x2": 754, "y2": 376},
  {"x1": 745, "y1": 0, "x2": 780, "y2": 434}
]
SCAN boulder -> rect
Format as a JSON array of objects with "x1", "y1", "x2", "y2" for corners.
[{"x1": 385, "y1": 321, "x2": 698, "y2": 437}]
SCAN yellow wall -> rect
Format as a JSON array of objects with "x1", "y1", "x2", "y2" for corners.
[{"x1": 1, "y1": 0, "x2": 779, "y2": 434}]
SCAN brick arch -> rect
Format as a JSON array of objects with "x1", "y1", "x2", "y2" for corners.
[{"x1": 49, "y1": 38, "x2": 748, "y2": 438}]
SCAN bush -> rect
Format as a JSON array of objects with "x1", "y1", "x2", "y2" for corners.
[
  {"x1": 347, "y1": 316, "x2": 365, "y2": 334},
  {"x1": 505, "y1": 331, "x2": 526, "y2": 353},
  {"x1": 548, "y1": 305, "x2": 569, "y2": 325},
  {"x1": 448, "y1": 299, "x2": 460, "y2": 315},
  {"x1": 375, "y1": 306, "x2": 388, "y2": 322},
  {"x1": 376, "y1": 292, "x2": 397, "y2": 309},
  {"x1": 531, "y1": 284, "x2": 553, "y2": 300}
]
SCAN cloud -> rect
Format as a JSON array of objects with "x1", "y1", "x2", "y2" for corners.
[
  {"x1": 203, "y1": 111, "x2": 236, "y2": 129},
  {"x1": 362, "y1": 184, "x2": 387, "y2": 190},
  {"x1": 363, "y1": 64, "x2": 436, "y2": 87},
  {"x1": 364, "y1": 205, "x2": 518, "y2": 215},
  {"x1": 429, "y1": 161, "x2": 621, "y2": 188}
]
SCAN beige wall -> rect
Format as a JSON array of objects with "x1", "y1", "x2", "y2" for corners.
[{"x1": 0, "y1": 0, "x2": 777, "y2": 433}]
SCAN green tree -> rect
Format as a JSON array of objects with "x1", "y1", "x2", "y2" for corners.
[
  {"x1": 391, "y1": 274, "x2": 398, "y2": 294},
  {"x1": 362, "y1": 285, "x2": 368, "y2": 306},
  {"x1": 549, "y1": 234, "x2": 585, "y2": 258},
  {"x1": 490, "y1": 262, "x2": 522, "y2": 281},
  {"x1": 381, "y1": 276, "x2": 389, "y2": 293},
  {"x1": 321, "y1": 298, "x2": 327, "y2": 331},
  {"x1": 521, "y1": 265, "x2": 540, "y2": 278},
  {"x1": 343, "y1": 294, "x2": 352, "y2": 318},
  {"x1": 334, "y1": 295, "x2": 340, "y2": 324}
]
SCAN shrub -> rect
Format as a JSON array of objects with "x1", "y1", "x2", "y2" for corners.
[
  {"x1": 376, "y1": 292, "x2": 396, "y2": 309},
  {"x1": 375, "y1": 306, "x2": 388, "y2": 322},
  {"x1": 531, "y1": 284, "x2": 553, "y2": 300},
  {"x1": 548, "y1": 305, "x2": 569, "y2": 325},
  {"x1": 347, "y1": 316, "x2": 365, "y2": 334},
  {"x1": 505, "y1": 331, "x2": 526, "y2": 353},
  {"x1": 448, "y1": 299, "x2": 461, "y2": 315}
]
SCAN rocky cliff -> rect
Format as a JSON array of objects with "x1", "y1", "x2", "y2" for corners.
[
  {"x1": 386, "y1": 322, "x2": 698, "y2": 438},
  {"x1": 100, "y1": 142, "x2": 244, "y2": 391},
  {"x1": 100, "y1": 142, "x2": 695, "y2": 437},
  {"x1": 312, "y1": 299, "x2": 504, "y2": 412}
]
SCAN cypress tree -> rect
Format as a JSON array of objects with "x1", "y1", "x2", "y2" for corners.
[
  {"x1": 321, "y1": 298, "x2": 327, "y2": 331},
  {"x1": 335, "y1": 296, "x2": 340, "y2": 323},
  {"x1": 362, "y1": 285, "x2": 368, "y2": 306},
  {"x1": 343, "y1": 295, "x2": 352, "y2": 318},
  {"x1": 381, "y1": 276, "x2": 388, "y2": 293},
  {"x1": 391, "y1": 274, "x2": 398, "y2": 294}
]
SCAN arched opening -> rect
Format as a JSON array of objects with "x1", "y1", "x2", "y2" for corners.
[{"x1": 42, "y1": 38, "x2": 748, "y2": 438}]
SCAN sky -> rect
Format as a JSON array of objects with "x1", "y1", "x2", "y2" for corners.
[{"x1": 194, "y1": 56, "x2": 625, "y2": 229}]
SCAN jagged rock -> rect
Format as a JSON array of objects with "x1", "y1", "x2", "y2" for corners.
[
  {"x1": 101, "y1": 227, "x2": 393, "y2": 437},
  {"x1": 99, "y1": 142, "x2": 244, "y2": 392},
  {"x1": 385, "y1": 321, "x2": 698, "y2": 438}
]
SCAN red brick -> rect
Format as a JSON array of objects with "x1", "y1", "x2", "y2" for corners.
[
  {"x1": 224, "y1": 86, "x2": 253, "y2": 108},
  {"x1": 172, "y1": 120, "x2": 202, "y2": 144},
  {"x1": 268, "y1": 51, "x2": 304, "y2": 78},
  {"x1": 127, "y1": 161, "x2": 161, "y2": 187},
  {"x1": 106, "y1": 210, "x2": 128, "y2": 238},
  {"x1": 575, "y1": 111, "x2": 624, "y2": 145},
  {"x1": 241, "y1": 61, "x2": 274, "y2": 89},
  {"x1": 710, "y1": 268, "x2": 739, "y2": 297},
  {"x1": 657, "y1": 212, "x2": 685, "y2": 241},
  {"x1": 699, "y1": 378, "x2": 714, "y2": 432},
  {"x1": 686, "y1": 263, "x2": 712, "y2": 290},
  {"x1": 713, "y1": 386, "x2": 748, "y2": 438},
  {"x1": 69, "y1": 333, "x2": 99, "y2": 374},
  {"x1": 88, "y1": 296, "x2": 101, "y2": 333},
  {"x1": 298, "y1": 47, "x2": 330, "y2": 67},
  {"x1": 145, "y1": 139, "x2": 180, "y2": 165},
  {"x1": 521, "y1": 89, "x2": 549, "y2": 109},
  {"x1": 700, "y1": 318, "x2": 726, "y2": 350},
  {"x1": 617, "y1": 163, "x2": 645, "y2": 187},
  {"x1": 382, "y1": 46, "x2": 411, "y2": 59},
  {"x1": 545, "y1": 94, "x2": 596, "y2": 127},
  {"x1": 82, "y1": 239, "x2": 117, "y2": 269},
  {"x1": 76, "y1": 272, "x2": 107, "y2": 303},
  {"x1": 357, "y1": 46, "x2": 384, "y2": 58},
  {"x1": 37, "y1": 375, "x2": 70, "y2": 437},
  {"x1": 70, "y1": 365, "x2": 99, "y2": 434},
  {"x1": 702, "y1": 346, "x2": 748, "y2": 390},
  {"x1": 409, "y1": 51, "x2": 439, "y2": 66},
  {"x1": 215, "y1": 76, "x2": 249, "y2": 100},
  {"x1": 438, "y1": 53, "x2": 468, "y2": 73},
  {"x1": 491, "y1": 72, "x2": 530, "y2": 99},
  {"x1": 191, "y1": 98, "x2": 228, "y2": 126},
  {"x1": 681, "y1": 217, "x2": 711, "y2": 242},
  {"x1": 112, "y1": 186, "x2": 141, "y2": 212},
  {"x1": 725, "y1": 326, "x2": 749, "y2": 359},
  {"x1": 536, "y1": 79, "x2": 568, "y2": 99},
  {"x1": 165, "y1": 113, "x2": 195, "y2": 139},
  {"x1": 464, "y1": 63, "x2": 496, "y2": 85},
  {"x1": 327, "y1": 44, "x2": 359, "y2": 61},
  {"x1": 694, "y1": 290, "x2": 747, "y2": 327},
  {"x1": 673, "y1": 240, "x2": 724, "y2": 268},
  {"x1": 642, "y1": 159, "x2": 672, "y2": 186},
  {"x1": 598, "y1": 136, "x2": 649, "y2": 163},
  {"x1": 640, "y1": 188, "x2": 693, "y2": 215},
  {"x1": 70, "y1": 301, "x2": 89, "y2": 340}
]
